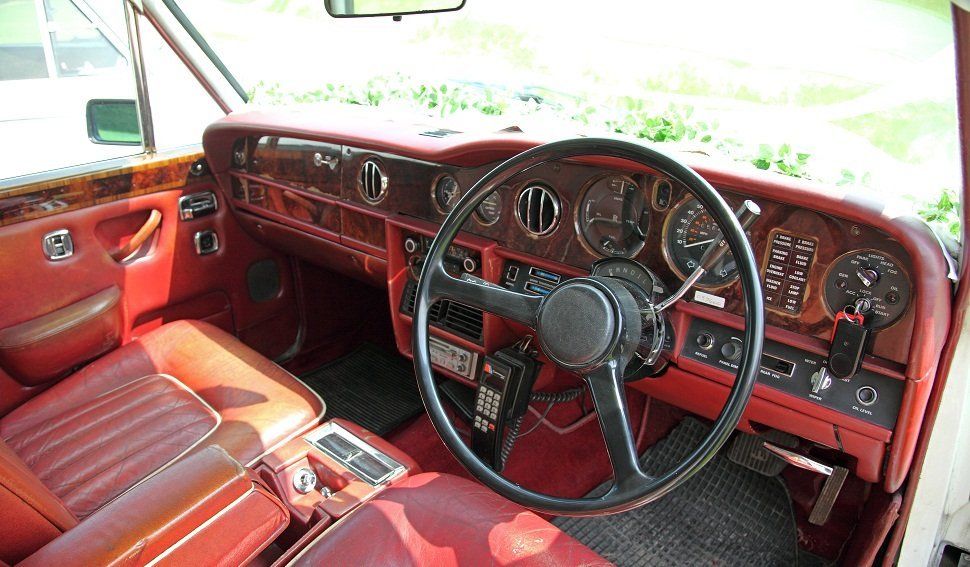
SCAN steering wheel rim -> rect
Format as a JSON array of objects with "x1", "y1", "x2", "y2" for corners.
[{"x1": 412, "y1": 138, "x2": 764, "y2": 516}]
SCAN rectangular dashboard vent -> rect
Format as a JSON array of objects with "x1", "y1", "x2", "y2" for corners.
[
  {"x1": 401, "y1": 280, "x2": 483, "y2": 343},
  {"x1": 419, "y1": 128, "x2": 462, "y2": 138}
]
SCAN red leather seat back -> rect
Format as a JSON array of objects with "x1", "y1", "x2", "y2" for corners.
[{"x1": 0, "y1": 439, "x2": 76, "y2": 564}]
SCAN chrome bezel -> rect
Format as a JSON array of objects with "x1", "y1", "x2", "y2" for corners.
[
  {"x1": 514, "y1": 181, "x2": 561, "y2": 238},
  {"x1": 573, "y1": 173, "x2": 646, "y2": 259},
  {"x1": 660, "y1": 196, "x2": 740, "y2": 290},
  {"x1": 357, "y1": 158, "x2": 388, "y2": 204},
  {"x1": 651, "y1": 177, "x2": 673, "y2": 211},
  {"x1": 820, "y1": 248, "x2": 912, "y2": 331},
  {"x1": 473, "y1": 188, "x2": 504, "y2": 226},
  {"x1": 430, "y1": 173, "x2": 462, "y2": 215}
]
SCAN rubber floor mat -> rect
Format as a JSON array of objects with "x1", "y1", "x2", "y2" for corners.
[
  {"x1": 554, "y1": 417, "x2": 798, "y2": 566},
  {"x1": 300, "y1": 344, "x2": 424, "y2": 436}
]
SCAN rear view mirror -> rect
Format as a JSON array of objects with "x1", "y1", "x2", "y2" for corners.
[
  {"x1": 324, "y1": 0, "x2": 464, "y2": 18},
  {"x1": 86, "y1": 99, "x2": 141, "y2": 146}
]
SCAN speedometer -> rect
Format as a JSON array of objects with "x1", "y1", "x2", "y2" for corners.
[
  {"x1": 663, "y1": 197, "x2": 739, "y2": 288},
  {"x1": 578, "y1": 175, "x2": 649, "y2": 258}
]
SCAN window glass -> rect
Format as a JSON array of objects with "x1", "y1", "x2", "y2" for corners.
[
  {"x1": 181, "y1": 0, "x2": 962, "y2": 238},
  {"x1": 0, "y1": 0, "x2": 140, "y2": 181},
  {"x1": 0, "y1": 0, "x2": 48, "y2": 80},
  {"x1": 139, "y1": 17, "x2": 224, "y2": 151},
  {"x1": 45, "y1": 0, "x2": 126, "y2": 77}
]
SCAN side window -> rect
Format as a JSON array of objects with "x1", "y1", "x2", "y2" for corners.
[
  {"x1": 139, "y1": 15, "x2": 224, "y2": 152},
  {"x1": 0, "y1": 0, "x2": 47, "y2": 80},
  {"x1": 0, "y1": 0, "x2": 141, "y2": 181},
  {"x1": 45, "y1": 0, "x2": 126, "y2": 77}
]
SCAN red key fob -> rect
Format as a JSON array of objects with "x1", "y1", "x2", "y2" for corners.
[{"x1": 831, "y1": 308, "x2": 865, "y2": 341}]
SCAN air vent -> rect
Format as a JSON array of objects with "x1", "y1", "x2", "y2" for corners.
[
  {"x1": 440, "y1": 302, "x2": 484, "y2": 340},
  {"x1": 516, "y1": 184, "x2": 560, "y2": 236},
  {"x1": 359, "y1": 159, "x2": 388, "y2": 203},
  {"x1": 400, "y1": 281, "x2": 483, "y2": 343}
]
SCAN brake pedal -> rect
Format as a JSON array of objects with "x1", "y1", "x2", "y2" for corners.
[
  {"x1": 727, "y1": 429, "x2": 798, "y2": 476},
  {"x1": 763, "y1": 442, "x2": 848, "y2": 525}
]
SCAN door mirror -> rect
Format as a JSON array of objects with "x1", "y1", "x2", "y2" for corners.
[
  {"x1": 86, "y1": 99, "x2": 141, "y2": 146},
  {"x1": 324, "y1": 0, "x2": 464, "y2": 18}
]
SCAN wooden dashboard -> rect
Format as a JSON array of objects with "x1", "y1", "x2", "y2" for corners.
[{"x1": 202, "y1": 108, "x2": 953, "y2": 494}]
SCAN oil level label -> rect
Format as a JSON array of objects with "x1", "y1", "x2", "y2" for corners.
[{"x1": 693, "y1": 291, "x2": 726, "y2": 308}]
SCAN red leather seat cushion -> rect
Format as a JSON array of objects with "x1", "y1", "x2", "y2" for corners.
[
  {"x1": 0, "y1": 320, "x2": 323, "y2": 519},
  {"x1": 287, "y1": 473, "x2": 609, "y2": 567},
  {"x1": 3, "y1": 374, "x2": 218, "y2": 519}
]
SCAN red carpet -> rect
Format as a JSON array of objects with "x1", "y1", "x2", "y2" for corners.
[{"x1": 387, "y1": 389, "x2": 684, "y2": 499}]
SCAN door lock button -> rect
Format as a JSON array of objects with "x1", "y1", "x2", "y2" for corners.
[{"x1": 194, "y1": 230, "x2": 219, "y2": 255}]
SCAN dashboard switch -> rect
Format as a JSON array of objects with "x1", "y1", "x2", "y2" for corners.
[
  {"x1": 720, "y1": 338, "x2": 743, "y2": 362},
  {"x1": 696, "y1": 333, "x2": 715, "y2": 350},
  {"x1": 810, "y1": 368, "x2": 832, "y2": 395},
  {"x1": 855, "y1": 266, "x2": 880, "y2": 288}
]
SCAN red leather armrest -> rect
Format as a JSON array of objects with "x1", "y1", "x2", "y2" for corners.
[
  {"x1": 0, "y1": 286, "x2": 122, "y2": 385},
  {"x1": 19, "y1": 446, "x2": 289, "y2": 567}
]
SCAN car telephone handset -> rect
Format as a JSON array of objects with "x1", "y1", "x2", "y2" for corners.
[
  {"x1": 655, "y1": 200, "x2": 761, "y2": 312},
  {"x1": 471, "y1": 339, "x2": 541, "y2": 472}
]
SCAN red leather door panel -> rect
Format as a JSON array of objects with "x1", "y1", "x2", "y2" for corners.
[{"x1": 0, "y1": 154, "x2": 299, "y2": 415}]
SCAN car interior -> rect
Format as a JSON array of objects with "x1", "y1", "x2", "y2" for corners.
[{"x1": 0, "y1": 0, "x2": 968, "y2": 566}]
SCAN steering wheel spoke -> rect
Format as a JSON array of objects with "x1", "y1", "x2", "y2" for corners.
[
  {"x1": 426, "y1": 260, "x2": 541, "y2": 328},
  {"x1": 583, "y1": 361, "x2": 649, "y2": 488}
]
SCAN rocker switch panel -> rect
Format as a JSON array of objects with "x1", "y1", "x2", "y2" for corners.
[{"x1": 42, "y1": 229, "x2": 74, "y2": 261}]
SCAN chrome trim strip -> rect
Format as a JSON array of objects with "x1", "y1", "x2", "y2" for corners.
[
  {"x1": 124, "y1": 0, "x2": 156, "y2": 154},
  {"x1": 139, "y1": 0, "x2": 237, "y2": 114}
]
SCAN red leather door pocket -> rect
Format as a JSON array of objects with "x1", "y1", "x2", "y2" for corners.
[{"x1": 0, "y1": 286, "x2": 122, "y2": 385}]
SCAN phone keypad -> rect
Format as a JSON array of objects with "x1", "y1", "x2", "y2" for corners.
[{"x1": 474, "y1": 387, "x2": 501, "y2": 432}]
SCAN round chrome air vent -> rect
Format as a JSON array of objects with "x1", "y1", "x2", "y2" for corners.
[
  {"x1": 358, "y1": 159, "x2": 388, "y2": 204},
  {"x1": 516, "y1": 184, "x2": 560, "y2": 236}
]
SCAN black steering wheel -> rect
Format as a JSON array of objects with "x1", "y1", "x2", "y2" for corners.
[{"x1": 413, "y1": 138, "x2": 764, "y2": 516}]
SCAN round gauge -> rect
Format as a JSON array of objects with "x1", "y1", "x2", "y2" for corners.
[
  {"x1": 591, "y1": 258, "x2": 674, "y2": 380},
  {"x1": 474, "y1": 190, "x2": 502, "y2": 225},
  {"x1": 663, "y1": 198, "x2": 739, "y2": 288},
  {"x1": 578, "y1": 175, "x2": 649, "y2": 258},
  {"x1": 823, "y1": 249, "x2": 911, "y2": 329},
  {"x1": 433, "y1": 175, "x2": 462, "y2": 213}
]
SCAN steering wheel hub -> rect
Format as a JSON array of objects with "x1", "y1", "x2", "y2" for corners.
[
  {"x1": 536, "y1": 277, "x2": 643, "y2": 373},
  {"x1": 537, "y1": 279, "x2": 618, "y2": 370}
]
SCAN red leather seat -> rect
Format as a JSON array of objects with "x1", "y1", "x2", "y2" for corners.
[
  {"x1": 286, "y1": 473, "x2": 609, "y2": 566},
  {"x1": 0, "y1": 319, "x2": 323, "y2": 561}
]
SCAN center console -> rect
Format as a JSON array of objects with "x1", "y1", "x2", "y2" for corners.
[{"x1": 254, "y1": 419, "x2": 420, "y2": 544}]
